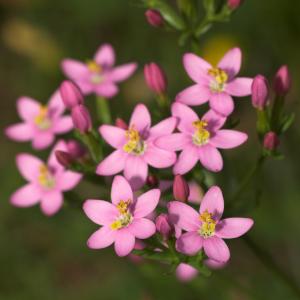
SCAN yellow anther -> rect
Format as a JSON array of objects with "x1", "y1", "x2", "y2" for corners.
[
  {"x1": 116, "y1": 200, "x2": 131, "y2": 214},
  {"x1": 192, "y1": 120, "x2": 210, "y2": 146},
  {"x1": 111, "y1": 200, "x2": 133, "y2": 230},
  {"x1": 38, "y1": 164, "x2": 55, "y2": 189},
  {"x1": 199, "y1": 210, "x2": 216, "y2": 238},
  {"x1": 208, "y1": 67, "x2": 228, "y2": 93},
  {"x1": 86, "y1": 60, "x2": 102, "y2": 73},
  {"x1": 34, "y1": 106, "x2": 51, "y2": 130},
  {"x1": 110, "y1": 220, "x2": 122, "y2": 230},
  {"x1": 123, "y1": 126, "x2": 146, "y2": 155}
]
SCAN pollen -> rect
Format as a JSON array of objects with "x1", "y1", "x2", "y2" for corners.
[
  {"x1": 123, "y1": 126, "x2": 146, "y2": 155},
  {"x1": 208, "y1": 67, "x2": 228, "y2": 93},
  {"x1": 38, "y1": 164, "x2": 55, "y2": 189},
  {"x1": 86, "y1": 60, "x2": 102, "y2": 73},
  {"x1": 34, "y1": 106, "x2": 51, "y2": 130},
  {"x1": 192, "y1": 120, "x2": 210, "y2": 146},
  {"x1": 199, "y1": 210, "x2": 216, "y2": 238},
  {"x1": 110, "y1": 199, "x2": 133, "y2": 230}
]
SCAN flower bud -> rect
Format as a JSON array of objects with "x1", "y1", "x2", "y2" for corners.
[
  {"x1": 156, "y1": 214, "x2": 173, "y2": 240},
  {"x1": 227, "y1": 0, "x2": 243, "y2": 9},
  {"x1": 146, "y1": 174, "x2": 158, "y2": 187},
  {"x1": 145, "y1": 9, "x2": 164, "y2": 27},
  {"x1": 251, "y1": 75, "x2": 269, "y2": 110},
  {"x1": 173, "y1": 175, "x2": 190, "y2": 202},
  {"x1": 60, "y1": 80, "x2": 84, "y2": 109},
  {"x1": 67, "y1": 140, "x2": 86, "y2": 159},
  {"x1": 144, "y1": 62, "x2": 167, "y2": 94},
  {"x1": 273, "y1": 65, "x2": 291, "y2": 96},
  {"x1": 55, "y1": 150, "x2": 73, "y2": 168},
  {"x1": 71, "y1": 105, "x2": 92, "y2": 133},
  {"x1": 115, "y1": 118, "x2": 128, "y2": 130},
  {"x1": 263, "y1": 132, "x2": 280, "y2": 151}
]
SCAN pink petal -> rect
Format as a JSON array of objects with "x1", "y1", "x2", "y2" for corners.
[
  {"x1": 217, "y1": 47, "x2": 241, "y2": 79},
  {"x1": 198, "y1": 144, "x2": 223, "y2": 172},
  {"x1": 16, "y1": 153, "x2": 43, "y2": 182},
  {"x1": 48, "y1": 90, "x2": 65, "y2": 117},
  {"x1": 47, "y1": 140, "x2": 68, "y2": 170},
  {"x1": 204, "y1": 258, "x2": 227, "y2": 269},
  {"x1": 17, "y1": 97, "x2": 40, "y2": 122},
  {"x1": 183, "y1": 53, "x2": 212, "y2": 83},
  {"x1": 176, "y1": 84, "x2": 210, "y2": 106},
  {"x1": 200, "y1": 186, "x2": 224, "y2": 220},
  {"x1": 226, "y1": 77, "x2": 253, "y2": 96},
  {"x1": 52, "y1": 116, "x2": 73, "y2": 134},
  {"x1": 32, "y1": 132, "x2": 55, "y2": 150},
  {"x1": 99, "y1": 125, "x2": 126, "y2": 149},
  {"x1": 94, "y1": 44, "x2": 115, "y2": 67},
  {"x1": 168, "y1": 201, "x2": 200, "y2": 231},
  {"x1": 76, "y1": 80, "x2": 93, "y2": 95},
  {"x1": 111, "y1": 175, "x2": 133, "y2": 205},
  {"x1": 40, "y1": 191, "x2": 63, "y2": 216},
  {"x1": 171, "y1": 102, "x2": 199, "y2": 133},
  {"x1": 209, "y1": 93, "x2": 234, "y2": 117},
  {"x1": 216, "y1": 218, "x2": 254, "y2": 239},
  {"x1": 176, "y1": 263, "x2": 198, "y2": 282},
  {"x1": 124, "y1": 155, "x2": 148, "y2": 190},
  {"x1": 188, "y1": 181, "x2": 203, "y2": 204},
  {"x1": 94, "y1": 82, "x2": 119, "y2": 98},
  {"x1": 108, "y1": 63, "x2": 137, "y2": 82},
  {"x1": 57, "y1": 171, "x2": 82, "y2": 191},
  {"x1": 128, "y1": 218, "x2": 156, "y2": 239},
  {"x1": 87, "y1": 226, "x2": 116, "y2": 249},
  {"x1": 176, "y1": 231, "x2": 203, "y2": 255},
  {"x1": 144, "y1": 145, "x2": 176, "y2": 168},
  {"x1": 202, "y1": 109, "x2": 226, "y2": 133},
  {"x1": 133, "y1": 189, "x2": 160, "y2": 218},
  {"x1": 114, "y1": 229, "x2": 135, "y2": 257},
  {"x1": 149, "y1": 117, "x2": 177, "y2": 139},
  {"x1": 155, "y1": 133, "x2": 190, "y2": 151},
  {"x1": 173, "y1": 145, "x2": 199, "y2": 175},
  {"x1": 96, "y1": 150, "x2": 127, "y2": 176},
  {"x1": 209, "y1": 130, "x2": 248, "y2": 149},
  {"x1": 129, "y1": 104, "x2": 151, "y2": 133},
  {"x1": 5, "y1": 123, "x2": 33, "y2": 141},
  {"x1": 203, "y1": 236, "x2": 230, "y2": 262},
  {"x1": 61, "y1": 59, "x2": 89, "y2": 81},
  {"x1": 10, "y1": 184, "x2": 41, "y2": 207},
  {"x1": 83, "y1": 199, "x2": 119, "y2": 225}
]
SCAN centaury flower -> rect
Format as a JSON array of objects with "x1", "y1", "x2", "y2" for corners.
[
  {"x1": 168, "y1": 186, "x2": 254, "y2": 262},
  {"x1": 83, "y1": 175, "x2": 160, "y2": 257},
  {"x1": 155, "y1": 103, "x2": 247, "y2": 174},
  {"x1": 5, "y1": 91, "x2": 72, "y2": 150},
  {"x1": 176, "y1": 47, "x2": 253, "y2": 116},
  {"x1": 61, "y1": 43, "x2": 137, "y2": 98},
  {"x1": 96, "y1": 104, "x2": 177, "y2": 189},
  {"x1": 10, "y1": 140, "x2": 82, "y2": 216}
]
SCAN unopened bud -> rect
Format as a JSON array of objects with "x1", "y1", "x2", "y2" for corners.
[
  {"x1": 251, "y1": 75, "x2": 269, "y2": 110},
  {"x1": 273, "y1": 65, "x2": 291, "y2": 96},
  {"x1": 227, "y1": 0, "x2": 243, "y2": 10},
  {"x1": 156, "y1": 214, "x2": 173, "y2": 240},
  {"x1": 263, "y1": 132, "x2": 280, "y2": 151},
  {"x1": 67, "y1": 140, "x2": 86, "y2": 159},
  {"x1": 146, "y1": 175, "x2": 158, "y2": 187},
  {"x1": 60, "y1": 80, "x2": 84, "y2": 109},
  {"x1": 144, "y1": 62, "x2": 167, "y2": 94},
  {"x1": 173, "y1": 175, "x2": 190, "y2": 202},
  {"x1": 71, "y1": 105, "x2": 92, "y2": 133},
  {"x1": 55, "y1": 150, "x2": 73, "y2": 168},
  {"x1": 115, "y1": 118, "x2": 128, "y2": 130},
  {"x1": 145, "y1": 9, "x2": 164, "y2": 27}
]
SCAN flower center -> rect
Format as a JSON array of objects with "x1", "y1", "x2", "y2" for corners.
[
  {"x1": 86, "y1": 60, "x2": 104, "y2": 84},
  {"x1": 110, "y1": 200, "x2": 133, "y2": 230},
  {"x1": 38, "y1": 164, "x2": 55, "y2": 189},
  {"x1": 192, "y1": 120, "x2": 210, "y2": 146},
  {"x1": 34, "y1": 106, "x2": 51, "y2": 130},
  {"x1": 123, "y1": 126, "x2": 146, "y2": 155},
  {"x1": 208, "y1": 67, "x2": 228, "y2": 93},
  {"x1": 198, "y1": 210, "x2": 216, "y2": 238}
]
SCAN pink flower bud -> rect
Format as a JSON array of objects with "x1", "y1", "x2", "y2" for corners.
[
  {"x1": 145, "y1": 9, "x2": 164, "y2": 27},
  {"x1": 67, "y1": 140, "x2": 86, "y2": 159},
  {"x1": 263, "y1": 132, "x2": 280, "y2": 151},
  {"x1": 71, "y1": 105, "x2": 92, "y2": 133},
  {"x1": 115, "y1": 118, "x2": 128, "y2": 130},
  {"x1": 60, "y1": 80, "x2": 84, "y2": 109},
  {"x1": 173, "y1": 175, "x2": 190, "y2": 202},
  {"x1": 144, "y1": 62, "x2": 167, "y2": 94},
  {"x1": 146, "y1": 175, "x2": 158, "y2": 187},
  {"x1": 155, "y1": 214, "x2": 173, "y2": 239},
  {"x1": 55, "y1": 150, "x2": 73, "y2": 167},
  {"x1": 273, "y1": 65, "x2": 291, "y2": 96},
  {"x1": 251, "y1": 75, "x2": 269, "y2": 110},
  {"x1": 227, "y1": 0, "x2": 243, "y2": 9}
]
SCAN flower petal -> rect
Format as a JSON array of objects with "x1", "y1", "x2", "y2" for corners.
[
  {"x1": 61, "y1": 59, "x2": 90, "y2": 80},
  {"x1": 176, "y1": 231, "x2": 203, "y2": 255},
  {"x1": 99, "y1": 125, "x2": 126, "y2": 148},
  {"x1": 40, "y1": 191, "x2": 63, "y2": 216},
  {"x1": 114, "y1": 229, "x2": 135, "y2": 257},
  {"x1": 10, "y1": 184, "x2": 41, "y2": 207},
  {"x1": 155, "y1": 133, "x2": 190, "y2": 151},
  {"x1": 16, "y1": 153, "x2": 43, "y2": 182},
  {"x1": 48, "y1": 90, "x2": 65, "y2": 117},
  {"x1": 96, "y1": 150, "x2": 127, "y2": 176},
  {"x1": 32, "y1": 132, "x2": 55, "y2": 150},
  {"x1": 144, "y1": 145, "x2": 176, "y2": 168},
  {"x1": 17, "y1": 97, "x2": 40, "y2": 122},
  {"x1": 202, "y1": 109, "x2": 226, "y2": 133},
  {"x1": 108, "y1": 63, "x2": 137, "y2": 82},
  {"x1": 128, "y1": 218, "x2": 156, "y2": 239},
  {"x1": 176, "y1": 263, "x2": 198, "y2": 282},
  {"x1": 173, "y1": 145, "x2": 199, "y2": 175},
  {"x1": 149, "y1": 117, "x2": 177, "y2": 139},
  {"x1": 217, "y1": 47, "x2": 241, "y2": 79},
  {"x1": 198, "y1": 144, "x2": 223, "y2": 172},
  {"x1": 57, "y1": 171, "x2": 82, "y2": 191},
  {"x1": 52, "y1": 116, "x2": 73, "y2": 134},
  {"x1": 5, "y1": 123, "x2": 34, "y2": 142},
  {"x1": 87, "y1": 226, "x2": 116, "y2": 249},
  {"x1": 129, "y1": 104, "x2": 151, "y2": 133},
  {"x1": 176, "y1": 84, "x2": 210, "y2": 106},
  {"x1": 83, "y1": 199, "x2": 119, "y2": 225},
  {"x1": 94, "y1": 44, "x2": 115, "y2": 67},
  {"x1": 209, "y1": 93, "x2": 234, "y2": 117},
  {"x1": 111, "y1": 175, "x2": 133, "y2": 205},
  {"x1": 203, "y1": 236, "x2": 230, "y2": 262},
  {"x1": 133, "y1": 189, "x2": 160, "y2": 218},
  {"x1": 94, "y1": 82, "x2": 119, "y2": 98},
  {"x1": 200, "y1": 186, "x2": 224, "y2": 220},
  {"x1": 226, "y1": 77, "x2": 253, "y2": 96},
  {"x1": 168, "y1": 201, "x2": 200, "y2": 231},
  {"x1": 209, "y1": 130, "x2": 248, "y2": 149},
  {"x1": 216, "y1": 218, "x2": 254, "y2": 239},
  {"x1": 47, "y1": 140, "x2": 68, "y2": 170}
]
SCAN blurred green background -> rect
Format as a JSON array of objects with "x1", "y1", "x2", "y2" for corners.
[{"x1": 1, "y1": 0, "x2": 300, "y2": 299}]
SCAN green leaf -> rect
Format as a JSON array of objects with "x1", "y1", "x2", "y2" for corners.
[{"x1": 279, "y1": 112, "x2": 295, "y2": 134}]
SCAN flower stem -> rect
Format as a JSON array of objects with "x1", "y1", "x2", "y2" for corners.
[{"x1": 96, "y1": 96, "x2": 111, "y2": 124}]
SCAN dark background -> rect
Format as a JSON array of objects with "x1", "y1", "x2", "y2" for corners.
[{"x1": 1, "y1": 0, "x2": 300, "y2": 299}]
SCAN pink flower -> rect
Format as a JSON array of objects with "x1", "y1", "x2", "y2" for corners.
[
  {"x1": 61, "y1": 43, "x2": 137, "y2": 98},
  {"x1": 83, "y1": 175, "x2": 160, "y2": 257},
  {"x1": 155, "y1": 103, "x2": 248, "y2": 174},
  {"x1": 5, "y1": 91, "x2": 73, "y2": 150},
  {"x1": 96, "y1": 104, "x2": 177, "y2": 189},
  {"x1": 168, "y1": 186, "x2": 254, "y2": 262},
  {"x1": 10, "y1": 140, "x2": 82, "y2": 216},
  {"x1": 176, "y1": 263, "x2": 198, "y2": 282},
  {"x1": 176, "y1": 47, "x2": 253, "y2": 116}
]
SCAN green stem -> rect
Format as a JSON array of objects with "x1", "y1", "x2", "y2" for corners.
[
  {"x1": 96, "y1": 96, "x2": 111, "y2": 124},
  {"x1": 271, "y1": 95, "x2": 285, "y2": 132}
]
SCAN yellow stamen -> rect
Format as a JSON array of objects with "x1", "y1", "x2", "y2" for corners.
[
  {"x1": 116, "y1": 200, "x2": 131, "y2": 214},
  {"x1": 199, "y1": 210, "x2": 216, "y2": 238},
  {"x1": 208, "y1": 67, "x2": 228, "y2": 92},
  {"x1": 34, "y1": 106, "x2": 51, "y2": 130},
  {"x1": 38, "y1": 164, "x2": 55, "y2": 189},
  {"x1": 110, "y1": 200, "x2": 133, "y2": 230},
  {"x1": 86, "y1": 60, "x2": 102, "y2": 73},
  {"x1": 192, "y1": 120, "x2": 210, "y2": 146},
  {"x1": 123, "y1": 126, "x2": 146, "y2": 155}
]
